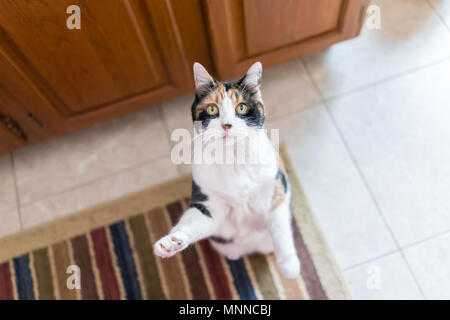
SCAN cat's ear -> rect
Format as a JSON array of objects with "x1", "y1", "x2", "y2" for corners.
[
  {"x1": 242, "y1": 62, "x2": 262, "y2": 94},
  {"x1": 193, "y1": 62, "x2": 214, "y2": 96}
]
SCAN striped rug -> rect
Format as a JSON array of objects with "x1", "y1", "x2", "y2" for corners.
[{"x1": 0, "y1": 145, "x2": 351, "y2": 300}]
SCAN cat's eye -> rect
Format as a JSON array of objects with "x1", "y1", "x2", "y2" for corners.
[
  {"x1": 236, "y1": 103, "x2": 248, "y2": 115},
  {"x1": 206, "y1": 104, "x2": 219, "y2": 115}
]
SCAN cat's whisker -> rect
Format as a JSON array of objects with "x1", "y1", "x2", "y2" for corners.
[{"x1": 190, "y1": 128, "x2": 221, "y2": 143}]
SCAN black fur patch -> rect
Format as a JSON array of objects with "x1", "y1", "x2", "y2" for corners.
[
  {"x1": 236, "y1": 100, "x2": 265, "y2": 128},
  {"x1": 191, "y1": 81, "x2": 217, "y2": 126},
  {"x1": 188, "y1": 202, "x2": 211, "y2": 218},
  {"x1": 191, "y1": 77, "x2": 265, "y2": 128},
  {"x1": 276, "y1": 169, "x2": 288, "y2": 192},
  {"x1": 195, "y1": 110, "x2": 215, "y2": 128},
  {"x1": 191, "y1": 181, "x2": 208, "y2": 202},
  {"x1": 189, "y1": 180, "x2": 211, "y2": 217},
  {"x1": 210, "y1": 236, "x2": 233, "y2": 244},
  {"x1": 234, "y1": 76, "x2": 265, "y2": 127}
]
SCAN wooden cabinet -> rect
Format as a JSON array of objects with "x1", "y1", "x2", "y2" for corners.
[
  {"x1": 0, "y1": 0, "x2": 200, "y2": 134},
  {"x1": 204, "y1": 0, "x2": 368, "y2": 78},
  {"x1": 0, "y1": 0, "x2": 368, "y2": 154}
]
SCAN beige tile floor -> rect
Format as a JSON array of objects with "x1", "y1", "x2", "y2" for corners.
[{"x1": 1, "y1": 0, "x2": 450, "y2": 299}]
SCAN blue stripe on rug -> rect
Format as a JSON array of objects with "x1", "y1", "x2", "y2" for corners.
[
  {"x1": 13, "y1": 254, "x2": 35, "y2": 300},
  {"x1": 226, "y1": 258, "x2": 257, "y2": 300},
  {"x1": 109, "y1": 221, "x2": 142, "y2": 300}
]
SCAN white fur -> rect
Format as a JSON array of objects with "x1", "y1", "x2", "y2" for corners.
[
  {"x1": 154, "y1": 63, "x2": 301, "y2": 279},
  {"x1": 243, "y1": 62, "x2": 262, "y2": 93},
  {"x1": 193, "y1": 62, "x2": 214, "y2": 96}
]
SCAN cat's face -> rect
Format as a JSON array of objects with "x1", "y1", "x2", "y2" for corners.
[{"x1": 191, "y1": 62, "x2": 265, "y2": 141}]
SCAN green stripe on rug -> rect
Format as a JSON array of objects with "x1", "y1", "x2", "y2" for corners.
[
  {"x1": 32, "y1": 248, "x2": 55, "y2": 300},
  {"x1": 248, "y1": 254, "x2": 279, "y2": 300},
  {"x1": 128, "y1": 215, "x2": 165, "y2": 300}
]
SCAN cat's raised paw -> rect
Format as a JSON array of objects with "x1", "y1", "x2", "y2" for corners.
[{"x1": 154, "y1": 233, "x2": 189, "y2": 258}]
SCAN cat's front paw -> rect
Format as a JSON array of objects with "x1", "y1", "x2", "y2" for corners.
[
  {"x1": 277, "y1": 255, "x2": 301, "y2": 279},
  {"x1": 154, "y1": 232, "x2": 189, "y2": 258}
]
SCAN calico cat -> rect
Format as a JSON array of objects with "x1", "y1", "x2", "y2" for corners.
[{"x1": 154, "y1": 62, "x2": 300, "y2": 278}]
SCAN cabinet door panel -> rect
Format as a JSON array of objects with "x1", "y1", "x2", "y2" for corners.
[
  {"x1": 204, "y1": 0, "x2": 369, "y2": 79},
  {"x1": 244, "y1": 0, "x2": 343, "y2": 55},
  {"x1": 0, "y1": 0, "x2": 192, "y2": 132},
  {"x1": 0, "y1": 52, "x2": 53, "y2": 150}
]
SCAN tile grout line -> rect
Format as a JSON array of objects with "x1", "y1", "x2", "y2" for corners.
[
  {"x1": 342, "y1": 249, "x2": 399, "y2": 272},
  {"x1": 265, "y1": 100, "x2": 323, "y2": 125},
  {"x1": 9, "y1": 152, "x2": 23, "y2": 230},
  {"x1": 426, "y1": 0, "x2": 450, "y2": 32},
  {"x1": 401, "y1": 228, "x2": 450, "y2": 252},
  {"x1": 157, "y1": 103, "x2": 173, "y2": 146},
  {"x1": 398, "y1": 250, "x2": 427, "y2": 299},
  {"x1": 323, "y1": 55, "x2": 450, "y2": 102},
  {"x1": 157, "y1": 104, "x2": 184, "y2": 176},
  {"x1": 344, "y1": 226, "x2": 450, "y2": 272},
  {"x1": 299, "y1": 58, "x2": 427, "y2": 299},
  {"x1": 18, "y1": 152, "x2": 173, "y2": 211}
]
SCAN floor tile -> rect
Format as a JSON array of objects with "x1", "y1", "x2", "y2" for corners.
[
  {"x1": 344, "y1": 252, "x2": 423, "y2": 299},
  {"x1": 0, "y1": 207, "x2": 21, "y2": 238},
  {"x1": 14, "y1": 106, "x2": 170, "y2": 205},
  {"x1": 0, "y1": 154, "x2": 16, "y2": 213},
  {"x1": 160, "y1": 94, "x2": 193, "y2": 136},
  {"x1": 261, "y1": 59, "x2": 321, "y2": 120},
  {"x1": 159, "y1": 95, "x2": 194, "y2": 175},
  {"x1": 20, "y1": 156, "x2": 178, "y2": 229},
  {"x1": 429, "y1": 0, "x2": 450, "y2": 28},
  {"x1": 266, "y1": 106, "x2": 397, "y2": 268},
  {"x1": 0, "y1": 154, "x2": 21, "y2": 237},
  {"x1": 303, "y1": 0, "x2": 450, "y2": 98},
  {"x1": 404, "y1": 232, "x2": 450, "y2": 299},
  {"x1": 328, "y1": 59, "x2": 450, "y2": 247}
]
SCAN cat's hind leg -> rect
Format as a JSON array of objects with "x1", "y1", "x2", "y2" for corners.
[{"x1": 268, "y1": 193, "x2": 301, "y2": 278}]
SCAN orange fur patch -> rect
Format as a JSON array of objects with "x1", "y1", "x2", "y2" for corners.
[
  {"x1": 271, "y1": 178, "x2": 286, "y2": 211},
  {"x1": 194, "y1": 85, "x2": 245, "y2": 119},
  {"x1": 271, "y1": 161, "x2": 288, "y2": 211}
]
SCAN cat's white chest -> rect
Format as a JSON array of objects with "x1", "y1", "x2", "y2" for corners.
[
  {"x1": 193, "y1": 136, "x2": 277, "y2": 209},
  {"x1": 193, "y1": 160, "x2": 277, "y2": 218},
  {"x1": 191, "y1": 133, "x2": 278, "y2": 239},
  {"x1": 205, "y1": 164, "x2": 272, "y2": 199}
]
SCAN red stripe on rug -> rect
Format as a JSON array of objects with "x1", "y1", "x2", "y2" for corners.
[
  {"x1": 71, "y1": 235, "x2": 99, "y2": 300},
  {"x1": 0, "y1": 262, "x2": 13, "y2": 299},
  {"x1": 199, "y1": 240, "x2": 232, "y2": 300},
  {"x1": 166, "y1": 201, "x2": 210, "y2": 300},
  {"x1": 90, "y1": 228, "x2": 121, "y2": 300},
  {"x1": 292, "y1": 216, "x2": 327, "y2": 300}
]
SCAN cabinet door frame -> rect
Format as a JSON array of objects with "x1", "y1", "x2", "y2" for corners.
[
  {"x1": 0, "y1": 119, "x2": 26, "y2": 151},
  {"x1": 0, "y1": 0, "x2": 192, "y2": 135},
  {"x1": 204, "y1": 0, "x2": 370, "y2": 79}
]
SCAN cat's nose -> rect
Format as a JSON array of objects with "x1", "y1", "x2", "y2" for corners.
[{"x1": 221, "y1": 123, "x2": 232, "y2": 131}]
